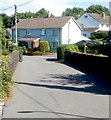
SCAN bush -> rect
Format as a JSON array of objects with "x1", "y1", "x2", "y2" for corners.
[
  {"x1": 91, "y1": 31, "x2": 108, "y2": 39},
  {"x1": 39, "y1": 41, "x2": 50, "y2": 52},
  {"x1": 57, "y1": 44, "x2": 111, "y2": 61},
  {"x1": 57, "y1": 44, "x2": 79, "y2": 61}
]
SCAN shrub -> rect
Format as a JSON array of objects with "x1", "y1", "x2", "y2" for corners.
[
  {"x1": 57, "y1": 44, "x2": 111, "y2": 61},
  {"x1": 91, "y1": 31, "x2": 108, "y2": 39},
  {"x1": 57, "y1": 44, "x2": 79, "y2": 61},
  {"x1": 39, "y1": 41, "x2": 50, "y2": 52}
]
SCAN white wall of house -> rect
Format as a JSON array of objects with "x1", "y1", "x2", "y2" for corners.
[
  {"x1": 77, "y1": 13, "x2": 109, "y2": 31},
  {"x1": 62, "y1": 18, "x2": 82, "y2": 44},
  {"x1": 98, "y1": 24, "x2": 109, "y2": 31}
]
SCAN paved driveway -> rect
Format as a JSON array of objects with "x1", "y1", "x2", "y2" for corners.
[{"x1": 2, "y1": 55, "x2": 110, "y2": 119}]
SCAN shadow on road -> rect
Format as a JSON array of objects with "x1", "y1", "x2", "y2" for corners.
[{"x1": 15, "y1": 79, "x2": 111, "y2": 95}]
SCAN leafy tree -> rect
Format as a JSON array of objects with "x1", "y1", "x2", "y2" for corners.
[
  {"x1": 0, "y1": 14, "x2": 12, "y2": 28},
  {"x1": 86, "y1": 5, "x2": 110, "y2": 16},
  {"x1": 62, "y1": 7, "x2": 85, "y2": 19}
]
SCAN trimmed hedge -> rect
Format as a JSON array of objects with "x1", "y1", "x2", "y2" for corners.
[
  {"x1": 57, "y1": 44, "x2": 79, "y2": 61},
  {"x1": 39, "y1": 41, "x2": 50, "y2": 52},
  {"x1": 57, "y1": 44, "x2": 111, "y2": 61}
]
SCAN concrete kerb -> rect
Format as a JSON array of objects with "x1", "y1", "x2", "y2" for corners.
[{"x1": 0, "y1": 102, "x2": 5, "y2": 120}]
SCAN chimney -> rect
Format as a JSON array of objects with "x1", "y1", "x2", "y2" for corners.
[
  {"x1": 101, "y1": 12, "x2": 106, "y2": 19},
  {"x1": 47, "y1": 11, "x2": 51, "y2": 18}
]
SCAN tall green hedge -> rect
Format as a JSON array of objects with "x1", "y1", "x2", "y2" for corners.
[
  {"x1": 57, "y1": 44, "x2": 79, "y2": 61},
  {"x1": 57, "y1": 44, "x2": 111, "y2": 61},
  {"x1": 0, "y1": 56, "x2": 12, "y2": 98},
  {"x1": 39, "y1": 41, "x2": 50, "y2": 52}
]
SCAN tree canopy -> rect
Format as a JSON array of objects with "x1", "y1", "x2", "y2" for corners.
[
  {"x1": 62, "y1": 7, "x2": 85, "y2": 19},
  {"x1": 0, "y1": 5, "x2": 110, "y2": 28},
  {"x1": 86, "y1": 5, "x2": 110, "y2": 16}
]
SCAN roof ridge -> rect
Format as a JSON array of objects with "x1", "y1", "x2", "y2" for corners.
[{"x1": 87, "y1": 12, "x2": 109, "y2": 17}]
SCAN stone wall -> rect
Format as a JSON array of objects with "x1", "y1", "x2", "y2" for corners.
[
  {"x1": 65, "y1": 51, "x2": 111, "y2": 84},
  {"x1": 8, "y1": 51, "x2": 19, "y2": 74}
]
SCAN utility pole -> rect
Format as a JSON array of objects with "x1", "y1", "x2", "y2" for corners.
[{"x1": 14, "y1": 5, "x2": 17, "y2": 45}]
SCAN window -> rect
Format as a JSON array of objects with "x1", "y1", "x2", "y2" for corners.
[
  {"x1": 17, "y1": 29, "x2": 20, "y2": 37},
  {"x1": 26, "y1": 29, "x2": 31, "y2": 35},
  {"x1": 52, "y1": 42, "x2": 58, "y2": 48},
  {"x1": 106, "y1": 24, "x2": 109, "y2": 27},
  {"x1": 83, "y1": 34, "x2": 87, "y2": 37},
  {"x1": 84, "y1": 15, "x2": 88, "y2": 18},
  {"x1": 101, "y1": 24, "x2": 104, "y2": 27},
  {"x1": 41, "y1": 29, "x2": 46, "y2": 35},
  {"x1": 52, "y1": 29, "x2": 59, "y2": 36},
  {"x1": 81, "y1": 24, "x2": 84, "y2": 28}
]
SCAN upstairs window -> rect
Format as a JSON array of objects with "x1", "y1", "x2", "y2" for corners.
[
  {"x1": 84, "y1": 15, "x2": 88, "y2": 18},
  {"x1": 41, "y1": 29, "x2": 46, "y2": 35},
  {"x1": 52, "y1": 29, "x2": 59, "y2": 36},
  {"x1": 26, "y1": 29, "x2": 31, "y2": 35}
]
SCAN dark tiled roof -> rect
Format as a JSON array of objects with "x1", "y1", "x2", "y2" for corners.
[
  {"x1": 82, "y1": 28, "x2": 98, "y2": 31},
  {"x1": 12, "y1": 16, "x2": 73, "y2": 29},
  {"x1": 87, "y1": 13, "x2": 110, "y2": 24}
]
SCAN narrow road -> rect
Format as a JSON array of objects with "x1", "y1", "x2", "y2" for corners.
[{"x1": 2, "y1": 55, "x2": 109, "y2": 119}]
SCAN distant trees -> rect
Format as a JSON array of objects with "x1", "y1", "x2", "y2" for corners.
[
  {"x1": 0, "y1": 14, "x2": 12, "y2": 28},
  {"x1": 0, "y1": 8, "x2": 54, "y2": 28},
  {"x1": 0, "y1": 5, "x2": 110, "y2": 28},
  {"x1": 62, "y1": 5, "x2": 110, "y2": 19},
  {"x1": 86, "y1": 5, "x2": 110, "y2": 16},
  {"x1": 62, "y1": 7, "x2": 85, "y2": 19}
]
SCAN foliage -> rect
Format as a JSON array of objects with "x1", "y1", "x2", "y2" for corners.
[
  {"x1": 62, "y1": 7, "x2": 85, "y2": 19},
  {"x1": 91, "y1": 31, "x2": 109, "y2": 39},
  {"x1": 39, "y1": 41, "x2": 50, "y2": 52},
  {"x1": 92, "y1": 39, "x2": 103, "y2": 44},
  {"x1": 86, "y1": 5, "x2": 110, "y2": 16},
  {"x1": 0, "y1": 14, "x2": 12, "y2": 28},
  {"x1": 0, "y1": 56, "x2": 12, "y2": 98},
  {"x1": 57, "y1": 44, "x2": 79, "y2": 61},
  {"x1": 57, "y1": 44, "x2": 111, "y2": 61}
]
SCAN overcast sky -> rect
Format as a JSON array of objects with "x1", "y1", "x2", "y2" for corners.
[{"x1": 0, "y1": 0, "x2": 110, "y2": 16}]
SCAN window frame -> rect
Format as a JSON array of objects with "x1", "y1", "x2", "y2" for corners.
[
  {"x1": 41, "y1": 29, "x2": 46, "y2": 36},
  {"x1": 52, "y1": 29, "x2": 59, "y2": 36}
]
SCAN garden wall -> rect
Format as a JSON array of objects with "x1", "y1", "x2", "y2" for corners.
[
  {"x1": 65, "y1": 51, "x2": 111, "y2": 83},
  {"x1": 8, "y1": 51, "x2": 19, "y2": 74}
]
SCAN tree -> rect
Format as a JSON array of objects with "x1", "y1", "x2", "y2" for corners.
[
  {"x1": 34, "y1": 8, "x2": 49, "y2": 18},
  {"x1": 0, "y1": 14, "x2": 12, "y2": 28},
  {"x1": 86, "y1": 5, "x2": 110, "y2": 16},
  {"x1": 62, "y1": 7, "x2": 85, "y2": 19}
]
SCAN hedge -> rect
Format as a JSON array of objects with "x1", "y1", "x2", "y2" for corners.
[
  {"x1": 57, "y1": 44, "x2": 79, "y2": 61},
  {"x1": 57, "y1": 44, "x2": 111, "y2": 61},
  {"x1": 39, "y1": 41, "x2": 50, "y2": 52}
]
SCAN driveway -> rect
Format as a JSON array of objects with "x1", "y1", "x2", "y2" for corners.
[{"x1": 2, "y1": 55, "x2": 110, "y2": 119}]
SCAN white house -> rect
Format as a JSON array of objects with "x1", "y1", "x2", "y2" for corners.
[
  {"x1": 77, "y1": 12, "x2": 110, "y2": 38},
  {"x1": 12, "y1": 16, "x2": 82, "y2": 51}
]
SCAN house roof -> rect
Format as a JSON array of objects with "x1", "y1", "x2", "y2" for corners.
[
  {"x1": 12, "y1": 16, "x2": 75, "y2": 29},
  {"x1": 19, "y1": 37, "x2": 40, "y2": 42},
  {"x1": 87, "y1": 13, "x2": 110, "y2": 24}
]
